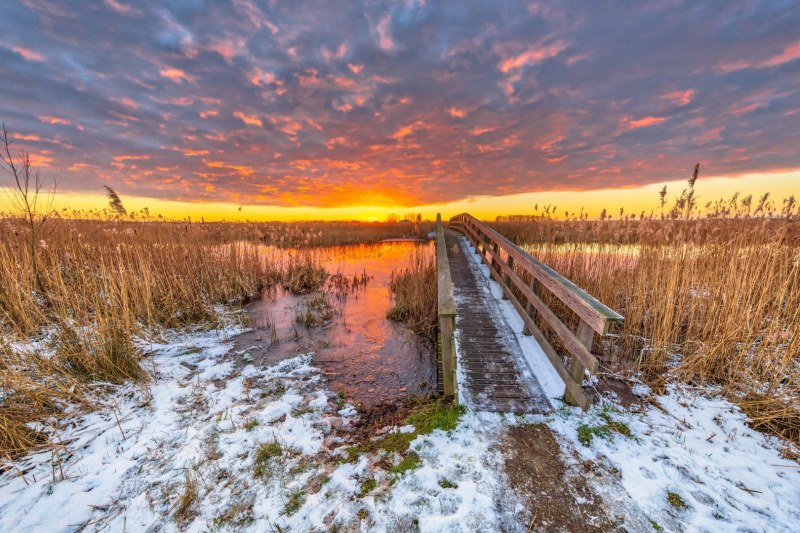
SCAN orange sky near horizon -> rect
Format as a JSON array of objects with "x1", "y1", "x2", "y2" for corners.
[{"x1": 52, "y1": 169, "x2": 800, "y2": 222}]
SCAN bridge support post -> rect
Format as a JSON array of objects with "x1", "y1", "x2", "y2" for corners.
[
  {"x1": 564, "y1": 320, "x2": 593, "y2": 407},
  {"x1": 440, "y1": 313, "x2": 457, "y2": 400},
  {"x1": 436, "y1": 214, "x2": 459, "y2": 403}
]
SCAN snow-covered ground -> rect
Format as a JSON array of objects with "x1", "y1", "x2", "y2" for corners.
[
  {"x1": 0, "y1": 323, "x2": 511, "y2": 531},
  {"x1": 546, "y1": 389, "x2": 800, "y2": 532}
]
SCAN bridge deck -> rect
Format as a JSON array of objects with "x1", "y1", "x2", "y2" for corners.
[{"x1": 445, "y1": 230, "x2": 552, "y2": 414}]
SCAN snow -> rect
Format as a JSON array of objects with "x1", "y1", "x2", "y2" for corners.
[
  {"x1": 547, "y1": 386, "x2": 800, "y2": 532},
  {"x1": 0, "y1": 320, "x2": 508, "y2": 531},
  {"x1": 457, "y1": 235, "x2": 565, "y2": 400}
]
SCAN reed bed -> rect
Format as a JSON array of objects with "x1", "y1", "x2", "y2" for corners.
[
  {"x1": 494, "y1": 191, "x2": 800, "y2": 444},
  {"x1": 0, "y1": 216, "x2": 290, "y2": 457},
  {"x1": 387, "y1": 249, "x2": 438, "y2": 344}
]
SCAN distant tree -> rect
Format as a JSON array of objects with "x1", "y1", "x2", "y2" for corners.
[{"x1": 104, "y1": 185, "x2": 127, "y2": 217}]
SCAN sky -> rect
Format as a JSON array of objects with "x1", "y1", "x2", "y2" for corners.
[{"x1": 1, "y1": 0, "x2": 799, "y2": 221}]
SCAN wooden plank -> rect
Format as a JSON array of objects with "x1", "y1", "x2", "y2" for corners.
[
  {"x1": 479, "y1": 253, "x2": 589, "y2": 409},
  {"x1": 459, "y1": 223, "x2": 599, "y2": 374},
  {"x1": 452, "y1": 214, "x2": 623, "y2": 335}
]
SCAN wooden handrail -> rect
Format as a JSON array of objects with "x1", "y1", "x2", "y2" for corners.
[
  {"x1": 450, "y1": 213, "x2": 622, "y2": 334},
  {"x1": 448, "y1": 213, "x2": 624, "y2": 410},
  {"x1": 436, "y1": 214, "x2": 457, "y2": 400}
]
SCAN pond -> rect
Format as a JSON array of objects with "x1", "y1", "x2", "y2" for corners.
[{"x1": 231, "y1": 241, "x2": 436, "y2": 410}]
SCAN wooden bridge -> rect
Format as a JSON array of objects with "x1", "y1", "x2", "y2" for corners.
[{"x1": 436, "y1": 213, "x2": 624, "y2": 413}]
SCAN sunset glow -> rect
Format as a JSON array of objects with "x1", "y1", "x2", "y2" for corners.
[{"x1": 1, "y1": 1, "x2": 798, "y2": 219}]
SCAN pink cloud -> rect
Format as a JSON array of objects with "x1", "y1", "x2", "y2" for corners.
[
  {"x1": 376, "y1": 15, "x2": 394, "y2": 51},
  {"x1": 38, "y1": 115, "x2": 70, "y2": 125},
  {"x1": 12, "y1": 46, "x2": 44, "y2": 61},
  {"x1": 499, "y1": 42, "x2": 566, "y2": 73},
  {"x1": 659, "y1": 89, "x2": 694, "y2": 106},
  {"x1": 762, "y1": 42, "x2": 800, "y2": 67}
]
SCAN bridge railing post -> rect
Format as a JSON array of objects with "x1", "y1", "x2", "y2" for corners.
[
  {"x1": 564, "y1": 319, "x2": 593, "y2": 406},
  {"x1": 436, "y1": 213, "x2": 458, "y2": 402}
]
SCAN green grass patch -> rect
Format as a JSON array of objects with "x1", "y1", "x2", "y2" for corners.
[
  {"x1": 346, "y1": 400, "x2": 466, "y2": 463},
  {"x1": 577, "y1": 410, "x2": 633, "y2": 446},
  {"x1": 649, "y1": 518, "x2": 664, "y2": 532},
  {"x1": 254, "y1": 441, "x2": 283, "y2": 477},
  {"x1": 407, "y1": 402, "x2": 466, "y2": 434},
  {"x1": 335, "y1": 391, "x2": 347, "y2": 410},
  {"x1": 667, "y1": 491, "x2": 688, "y2": 510},
  {"x1": 243, "y1": 419, "x2": 259, "y2": 432},
  {"x1": 390, "y1": 452, "x2": 422, "y2": 475},
  {"x1": 292, "y1": 406, "x2": 312, "y2": 417},
  {"x1": 360, "y1": 478, "x2": 377, "y2": 495},
  {"x1": 283, "y1": 488, "x2": 305, "y2": 515},
  {"x1": 438, "y1": 478, "x2": 458, "y2": 489}
]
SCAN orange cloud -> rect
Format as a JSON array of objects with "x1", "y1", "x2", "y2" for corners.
[
  {"x1": 392, "y1": 121, "x2": 425, "y2": 140},
  {"x1": 14, "y1": 133, "x2": 41, "y2": 142},
  {"x1": 348, "y1": 63, "x2": 364, "y2": 74},
  {"x1": 159, "y1": 68, "x2": 193, "y2": 83},
  {"x1": 234, "y1": 111, "x2": 263, "y2": 127},
  {"x1": 113, "y1": 154, "x2": 150, "y2": 162},
  {"x1": 38, "y1": 115, "x2": 70, "y2": 125},
  {"x1": 205, "y1": 160, "x2": 254, "y2": 176},
  {"x1": 622, "y1": 116, "x2": 667, "y2": 129},
  {"x1": 28, "y1": 153, "x2": 54, "y2": 167},
  {"x1": 471, "y1": 126, "x2": 496, "y2": 136},
  {"x1": 447, "y1": 107, "x2": 467, "y2": 118},
  {"x1": 199, "y1": 109, "x2": 218, "y2": 119}
]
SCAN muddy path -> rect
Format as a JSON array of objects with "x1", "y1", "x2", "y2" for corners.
[
  {"x1": 230, "y1": 242, "x2": 437, "y2": 411},
  {"x1": 498, "y1": 424, "x2": 617, "y2": 532}
]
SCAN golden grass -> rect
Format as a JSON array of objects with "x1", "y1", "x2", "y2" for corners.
[
  {"x1": 0, "y1": 212, "x2": 435, "y2": 456},
  {"x1": 493, "y1": 190, "x2": 800, "y2": 444},
  {"x1": 387, "y1": 249, "x2": 437, "y2": 343}
]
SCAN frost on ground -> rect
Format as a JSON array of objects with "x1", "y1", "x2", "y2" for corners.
[
  {"x1": 2, "y1": 260, "x2": 799, "y2": 533},
  {"x1": 546, "y1": 387, "x2": 800, "y2": 532},
  {"x1": 0, "y1": 324, "x2": 510, "y2": 532}
]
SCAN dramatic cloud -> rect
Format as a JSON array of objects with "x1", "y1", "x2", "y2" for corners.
[{"x1": 0, "y1": 0, "x2": 798, "y2": 208}]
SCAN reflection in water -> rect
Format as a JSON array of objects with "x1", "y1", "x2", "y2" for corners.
[{"x1": 233, "y1": 242, "x2": 436, "y2": 410}]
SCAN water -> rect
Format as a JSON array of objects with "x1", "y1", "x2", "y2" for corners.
[{"x1": 232, "y1": 241, "x2": 436, "y2": 410}]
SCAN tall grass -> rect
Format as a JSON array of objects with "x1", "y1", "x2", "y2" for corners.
[
  {"x1": 387, "y1": 249, "x2": 437, "y2": 344},
  {"x1": 493, "y1": 188, "x2": 800, "y2": 444},
  {"x1": 0, "y1": 217, "x2": 284, "y2": 457}
]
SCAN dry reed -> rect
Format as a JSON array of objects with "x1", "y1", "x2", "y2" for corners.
[
  {"x1": 493, "y1": 186, "x2": 800, "y2": 444},
  {"x1": 387, "y1": 249, "x2": 437, "y2": 344}
]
